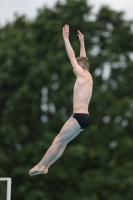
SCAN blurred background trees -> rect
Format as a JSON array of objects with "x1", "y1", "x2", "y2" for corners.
[{"x1": 0, "y1": 0, "x2": 133, "y2": 199}]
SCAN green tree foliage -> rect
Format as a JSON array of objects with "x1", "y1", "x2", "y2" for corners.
[{"x1": 0, "y1": 0, "x2": 133, "y2": 199}]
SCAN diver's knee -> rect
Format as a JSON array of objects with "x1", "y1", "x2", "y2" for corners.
[
  {"x1": 53, "y1": 135, "x2": 67, "y2": 147},
  {"x1": 53, "y1": 136, "x2": 62, "y2": 146}
]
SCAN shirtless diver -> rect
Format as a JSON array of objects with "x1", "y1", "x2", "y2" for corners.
[{"x1": 29, "y1": 24, "x2": 93, "y2": 176}]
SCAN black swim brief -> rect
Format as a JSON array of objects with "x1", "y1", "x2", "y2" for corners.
[{"x1": 71, "y1": 113, "x2": 90, "y2": 129}]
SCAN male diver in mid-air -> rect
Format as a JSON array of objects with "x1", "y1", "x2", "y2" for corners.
[{"x1": 29, "y1": 24, "x2": 93, "y2": 176}]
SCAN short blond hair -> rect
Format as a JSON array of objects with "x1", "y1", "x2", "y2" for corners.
[{"x1": 76, "y1": 56, "x2": 89, "y2": 70}]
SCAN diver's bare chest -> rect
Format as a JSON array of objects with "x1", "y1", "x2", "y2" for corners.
[{"x1": 74, "y1": 77, "x2": 89, "y2": 92}]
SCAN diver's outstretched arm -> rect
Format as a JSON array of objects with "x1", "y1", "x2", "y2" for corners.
[
  {"x1": 62, "y1": 24, "x2": 75, "y2": 58},
  {"x1": 77, "y1": 30, "x2": 86, "y2": 57}
]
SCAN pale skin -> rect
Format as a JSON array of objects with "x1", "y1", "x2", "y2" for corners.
[{"x1": 29, "y1": 24, "x2": 93, "y2": 176}]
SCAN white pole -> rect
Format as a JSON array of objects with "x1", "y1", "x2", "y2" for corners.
[{"x1": 6, "y1": 178, "x2": 12, "y2": 200}]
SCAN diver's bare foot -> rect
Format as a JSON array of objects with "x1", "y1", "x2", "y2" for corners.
[{"x1": 29, "y1": 164, "x2": 48, "y2": 176}]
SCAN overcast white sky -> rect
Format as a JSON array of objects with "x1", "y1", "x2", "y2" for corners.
[{"x1": 0, "y1": 0, "x2": 133, "y2": 26}]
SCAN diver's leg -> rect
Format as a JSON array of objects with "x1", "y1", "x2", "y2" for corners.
[{"x1": 29, "y1": 117, "x2": 83, "y2": 176}]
